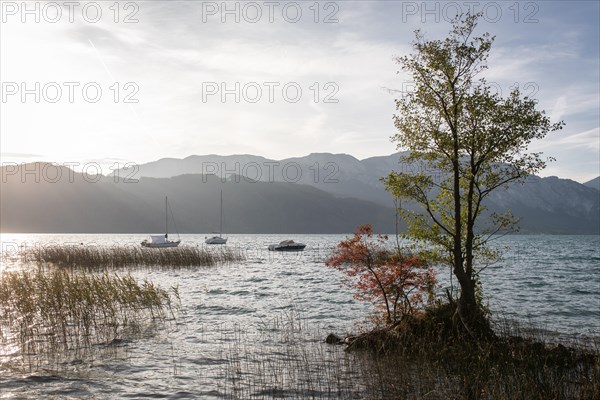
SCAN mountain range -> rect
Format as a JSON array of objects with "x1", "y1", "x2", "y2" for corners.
[
  {"x1": 113, "y1": 153, "x2": 600, "y2": 234},
  {"x1": 0, "y1": 163, "x2": 395, "y2": 233},
  {"x1": 583, "y1": 176, "x2": 600, "y2": 191},
  {"x1": 1, "y1": 153, "x2": 598, "y2": 234}
]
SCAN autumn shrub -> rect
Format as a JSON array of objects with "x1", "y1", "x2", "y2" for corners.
[{"x1": 325, "y1": 224, "x2": 436, "y2": 326}]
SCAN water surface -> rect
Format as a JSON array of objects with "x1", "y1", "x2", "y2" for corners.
[{"x1": 1, "y1": 233, "x2": 598, "y2": 398}]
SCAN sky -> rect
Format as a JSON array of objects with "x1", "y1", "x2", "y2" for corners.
[{"x1": 1, "y1": 1, "x2": 599, "y2": 182}]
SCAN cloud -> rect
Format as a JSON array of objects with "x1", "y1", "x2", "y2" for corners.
[
  {"x1": 551, "y1": 96, "x2": 568, "y2": 123},
  {"x1": 554, "y1": 128, "x2": 600, "y2": 151},
  {"x1": 536, "y1": 127, "x2": 600, "y2": 152},
  {"x1": 0, "y1": 152, "x2": 44, "y2": 158},
  {"x1": 1, "y1": 1, "x2": 598, "y2": 182}
]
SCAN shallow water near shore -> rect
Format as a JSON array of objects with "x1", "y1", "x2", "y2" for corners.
[{"x1": 1, "y1": 233, "x2": 599, "y2": 398}]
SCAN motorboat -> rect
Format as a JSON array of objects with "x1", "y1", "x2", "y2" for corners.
[
  {"x1": 205, "y1": 235, "x2": 227, "y2": 245},
  {"x1": 268, "y1": 240, "x2": 306, "y2": 251}
]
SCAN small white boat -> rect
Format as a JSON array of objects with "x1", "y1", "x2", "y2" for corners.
[
  {"x1": 141, "y1": 234, "x2": 181, "y2": 248},
  {"x1": 205, "y1": 190, "x2": 228, "y2": 245},
  {"x1": 141, "y1": 196, "x2": 181, "y2": 248},
  {"x1": 268, "y1": 240, "x2": 306, "y2": 251},
  {"x1": 205, "y1": 235, "x2": 227, "y2": 245}
]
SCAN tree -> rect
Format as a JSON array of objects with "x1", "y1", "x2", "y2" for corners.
[
  {"x1": 384, "y1": 14, "x2": 564, "y2": 338},
  {"x1": 325, "y1": 224, "x2": 436, "y2": 325}
]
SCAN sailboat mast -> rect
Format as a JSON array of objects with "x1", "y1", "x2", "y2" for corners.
[
  {"x1": 219, "y1": 190, "x2": 223, "y2": 236},
  {"x1": 165, "y1": 196, "x2": 168, "y2": 236}
]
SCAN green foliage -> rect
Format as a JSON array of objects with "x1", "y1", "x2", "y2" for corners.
[{"x1": 384, "y1": 14, "x2": 564, "y2": 333}]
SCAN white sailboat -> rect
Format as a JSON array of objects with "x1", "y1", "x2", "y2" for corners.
[
  {"x1": 141, "y1": 196, "x2": 181, "y2": 248},
  {"x1": 205, "y1": 190, "x2": 228, "y2": 244}
]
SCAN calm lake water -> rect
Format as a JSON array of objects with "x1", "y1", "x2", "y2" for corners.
[{"x1": 0, "y1": 233, "x2": 599, "y2": 398}]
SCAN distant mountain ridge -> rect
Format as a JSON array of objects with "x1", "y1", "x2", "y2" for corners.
[
  {"x1": 115, "y1": 152, "x2": 408, "y2": 207},
  {"x1": 584, "y1": 176, "x2": 600, "y2": 191},
  {"x1": 113, "y1": 153, "x2": 600, "y2": 234},
  {"x1": 2, "y1": 157, "x2": 598, "y2": 234},
  {"x1": 1, "y1": 163, "x2": 396, "y2": 233}
]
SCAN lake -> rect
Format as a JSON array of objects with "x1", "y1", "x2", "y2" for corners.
[{"x1": 1, "y1": 233, "x2": 598, "y2": 398}]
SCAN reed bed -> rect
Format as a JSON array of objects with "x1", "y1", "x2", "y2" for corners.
[
  {"x1": 350, "y1": 334, "x2": 599, "y2": 399},
  {"x1": 211, "y1": 316, "x2": 599, "y2": 399},
  {"x1": 0, "y1": 269, "x2": 176, "y2": 371},
  {"x1": 219, "y1": 336, "x2": 364, "y2": 399},
  {"x1": 337, "y1": 304, "x2": 600, "y2": 399},
  {"x1": 23, "y1": 244, "x2": 244, "y2": 270},
  {"x1": 197, "y1": 315, "x2": 366, "y2": 399}
]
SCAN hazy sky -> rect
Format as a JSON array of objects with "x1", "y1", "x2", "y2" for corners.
[{"x1": 1, "y1": 1, "x2": 598, "y2": 182}]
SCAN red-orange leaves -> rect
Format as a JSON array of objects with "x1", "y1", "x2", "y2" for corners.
[{"x1": 325, "y1": 224, "x2": 436, "y2": 325}]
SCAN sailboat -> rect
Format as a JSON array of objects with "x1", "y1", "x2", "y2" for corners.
[
  {"x1": 205, "y1": 190, "x2": 228, "y2": 244},
  {"x1": 141, "y1": 196, "x2": 181, "y2": 248}
]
